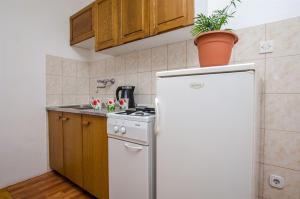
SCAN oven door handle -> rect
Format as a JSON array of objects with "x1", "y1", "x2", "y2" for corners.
[{"x1": 124, "y1": 143, "x2": 143, "y2": 151}]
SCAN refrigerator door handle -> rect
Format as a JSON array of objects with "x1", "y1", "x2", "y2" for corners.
[{"x1": 155, "y1": 97, "x2": 160, "y2": 135}]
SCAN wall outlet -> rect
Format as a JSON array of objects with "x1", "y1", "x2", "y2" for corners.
[
  {"x1": 270, "y1": 174, "x2": 285, "y2": 189},
  {"x1": 259, "y1": 40, "x2": 274, "y2": 54}
]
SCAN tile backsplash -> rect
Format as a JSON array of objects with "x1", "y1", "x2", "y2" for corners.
[
  {"x1": 46, "y1": 16, "x2": 300, "y2": 199},
  {"x1": 87, "y1": 39, "x2": 198, "y2": 105},
  {"x1": 46, "y1": 55, "x2": 90, "y2": 105},
  {"x1": 46, "y1": 38, "x2": 198, "y2": 106}
]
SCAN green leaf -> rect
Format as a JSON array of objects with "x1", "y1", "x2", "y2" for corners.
[{"x1": 191, "y1": 0, "x2": 241, "y2": 36}]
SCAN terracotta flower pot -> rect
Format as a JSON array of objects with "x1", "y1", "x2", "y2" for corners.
[{"x1": 194, "y1": 31, "x2": 238, "y2": 67}]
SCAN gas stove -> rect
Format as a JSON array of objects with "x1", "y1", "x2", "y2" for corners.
[
  {"x1": 107, "y1": 106, "x2": 155, "y2": 122},
  {"x1": 107, "y1": 107, "x2": 155, "y2": 199}
]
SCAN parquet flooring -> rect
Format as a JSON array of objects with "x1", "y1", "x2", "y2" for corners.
[{"x1": 4, "y1": 172, "x2": 95, "y2": 199}]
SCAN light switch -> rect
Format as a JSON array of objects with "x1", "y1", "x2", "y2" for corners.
[{"x1": 259, "y1": 40, "x2": 274, "y2": 54}]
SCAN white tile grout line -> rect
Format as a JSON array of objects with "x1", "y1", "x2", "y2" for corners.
[
  {"x1": 262, "y1": 162, "x2": 300, "y2": 172},
  {"x1": 264, "y1": 128, "x2": 300, "y2": 134}
]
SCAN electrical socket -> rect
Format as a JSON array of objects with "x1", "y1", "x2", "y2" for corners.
[
  {"x1": 270, "y1": 174, "x2": 285, "y2": 189},
  {"x1": 259, "y1": 40, "x2": 274, "y2": 54}
]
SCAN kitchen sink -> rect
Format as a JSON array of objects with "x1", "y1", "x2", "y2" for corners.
[
  {"x1": 58, "y1": 105, "x2": 93, "y2": 110},
  {"x1": 74, "y1": 106, "x2": 94, "y2": 110}
]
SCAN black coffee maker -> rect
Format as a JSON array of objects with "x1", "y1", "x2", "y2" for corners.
[{"x1": 116, "y1": 86, "x2": 135, "y2": 108}]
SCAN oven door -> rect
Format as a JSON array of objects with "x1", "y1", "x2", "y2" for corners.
[{"x1": 108, "y1": 138, "x2": 150, "y2": 199}]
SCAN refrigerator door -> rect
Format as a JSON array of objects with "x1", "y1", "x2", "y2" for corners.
[
  {"x1": 109, "y1": 138, "x2": 150, "y2": 199},
  {"x1": 156, "y1": 72, "x2": 255, "y2": 199}
]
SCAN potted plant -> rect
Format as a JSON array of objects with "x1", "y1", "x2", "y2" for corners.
[{"x1": 192, "y1": 0, "x2": 241, "y2": 67}]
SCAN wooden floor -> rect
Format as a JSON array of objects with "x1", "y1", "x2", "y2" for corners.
[{"x1": 4, "y1": 172, "x2": 95, "y2": 199}]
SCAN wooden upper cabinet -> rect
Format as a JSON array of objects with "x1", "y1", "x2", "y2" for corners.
[
  {"x1": 72, "y1": 0, "x2": 195, "y2": 51},
  {"x1": 70, "y1": 3, "x2": 94, "y2": 45},
  {"x1": 48, "y1": 111, "x2": 64, "y2": 175},
  {"x1": 150, "y1": 0, "x2": 194, "y2": 35},
  {"x1": 63, "y1": 113, "x2": 83, "y2": 187},
  {"x1": 118, "y1": 0, "x2": 150, "y2": 44},
  {"x1": 82, "y1": 115, "x2": 108, "y2": 199},
  {"x1": 95, "y1": 0, "x2": 118, "y2": 51}
]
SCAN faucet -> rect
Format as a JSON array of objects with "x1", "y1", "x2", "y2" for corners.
[{"x1": 96, "y1": 78, "x2": 115, "y2": 92}]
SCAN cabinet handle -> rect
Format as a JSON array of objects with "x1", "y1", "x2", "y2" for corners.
[
  {"x1": 61, "y1": 117, "x2": 69, "y2": 121},
  {"x1": 82, "y1": 121, "x2": 90, "y2": 126},
  {"x1": 58, "y1": 116, "x2": 62, "y2": 120},
  {"x1": 124, "y1": 143, "x2": 143, "y2": 151}
]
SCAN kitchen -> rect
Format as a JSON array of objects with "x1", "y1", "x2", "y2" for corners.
[{"x1": 0, "y1": 0, "x2": 300, "y2": 199}]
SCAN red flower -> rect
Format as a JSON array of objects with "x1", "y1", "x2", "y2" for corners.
[
  {"x1": 92, "y1": 100, "x2": 97, "y2": 105},
  {"x1": 97, "y1": 99, "x2": 100, "y2": 103},
  {"x1": 119, "y1": 99, "x2": 124, "y2": 105}
]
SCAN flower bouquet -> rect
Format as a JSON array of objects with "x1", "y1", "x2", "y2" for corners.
[
  {"x1": 118, "y1": 98, "x2": 129, "y2": 110},
  {"x1": 107, "y1": 98, "x2": 116, "y2": 112},
  {"x1": 90, "y1": 98, "x2": 101, "y2": 110}
]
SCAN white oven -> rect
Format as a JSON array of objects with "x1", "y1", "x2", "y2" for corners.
[{"x1": 107, "y1": 112, "x2": 155, "y2": 199}]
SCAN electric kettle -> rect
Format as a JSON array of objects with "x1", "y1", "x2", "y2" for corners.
[{"x1": 116, "y1": 86, "x2": 135, "y2": 108}]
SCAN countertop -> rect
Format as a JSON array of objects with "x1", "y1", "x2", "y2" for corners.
[{"x1": 46, "y1": 105, "x2": 121, "y2": 117}]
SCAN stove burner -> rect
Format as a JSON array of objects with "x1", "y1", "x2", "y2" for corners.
[
  {"x1": 125, "y1": 109, "x2": 136, "y2": 115},
  {"x1": 133, "y1": 111, "x2": 145, "y2": 116}
]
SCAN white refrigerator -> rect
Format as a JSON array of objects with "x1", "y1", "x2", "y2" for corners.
[{"x1": 155, "y1": 64, "x2": 261, "y2": 199}]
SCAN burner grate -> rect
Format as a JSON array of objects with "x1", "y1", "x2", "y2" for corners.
[{"x1": 115, "y1": 107, "x2": 155, "y2": 116}]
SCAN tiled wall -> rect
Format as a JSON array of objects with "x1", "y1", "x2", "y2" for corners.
[
  {"x1": 232, "y1": 17, "x2": 300, "y2": 199},
  {"x1": 88, "y1": 40, "x2": 198, "y2": 105},
  {"x1": 46, "y1": 16, "x2": 300, "y2": 199},
  {"x1": 46, "y1": 55, "x2": 90, "y2": 105}
]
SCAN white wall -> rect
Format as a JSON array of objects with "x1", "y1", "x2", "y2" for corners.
[
  {"x1": 0, "y1": 0, "x2": 93, "y2": 188},
  {"x1": 207, "y1": 0, "x2": 300, "y2": 29}
]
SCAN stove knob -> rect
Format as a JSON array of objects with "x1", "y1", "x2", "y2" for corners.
[
  {"x1": 120, "y1": 126, "x2": 126, "y2": 134},
  {"x1": 113, "y1": 126, "x2": 119, "y2": 133}
]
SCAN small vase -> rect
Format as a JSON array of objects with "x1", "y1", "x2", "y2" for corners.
[{"x1": 107, "y1": 104, "x2": 115, "y2": 112}]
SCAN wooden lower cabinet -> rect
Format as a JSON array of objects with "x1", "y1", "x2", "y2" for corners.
[
  {"x1": 82, "y1": 115, "x2": 108, "y2": 199},
  {"x1": 48, "y1": 111, "x2": 64, "y2": 175},
  {"x1": 48, "y1": 111, "x2": 108, "y2": 198},
  {"x1": 62, "y1": 113, "x2": 83, "y2": 187}
]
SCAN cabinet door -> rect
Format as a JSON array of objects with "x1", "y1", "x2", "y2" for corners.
[
  {"x1": 70, "y1": 3, "x2": 94, "y2": 45},
  {"x1": 82, "y1": 115, "x2": 108, "y2": 199},
  {"x1": 48, "y1": 111, "x2": 64, "y2": 175},
  {"x1": 150, "y1": 0, "x2": 194, "y2": 35},
  {"x1": 63, "y1": 113, "x2": 83, "y2": 187},
  {"x1": 119, "y1": 0, "x2": 150, "y2": 44},
  {"x1": 95, "y1": 0, "x2": 118, "y2": 51}
]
